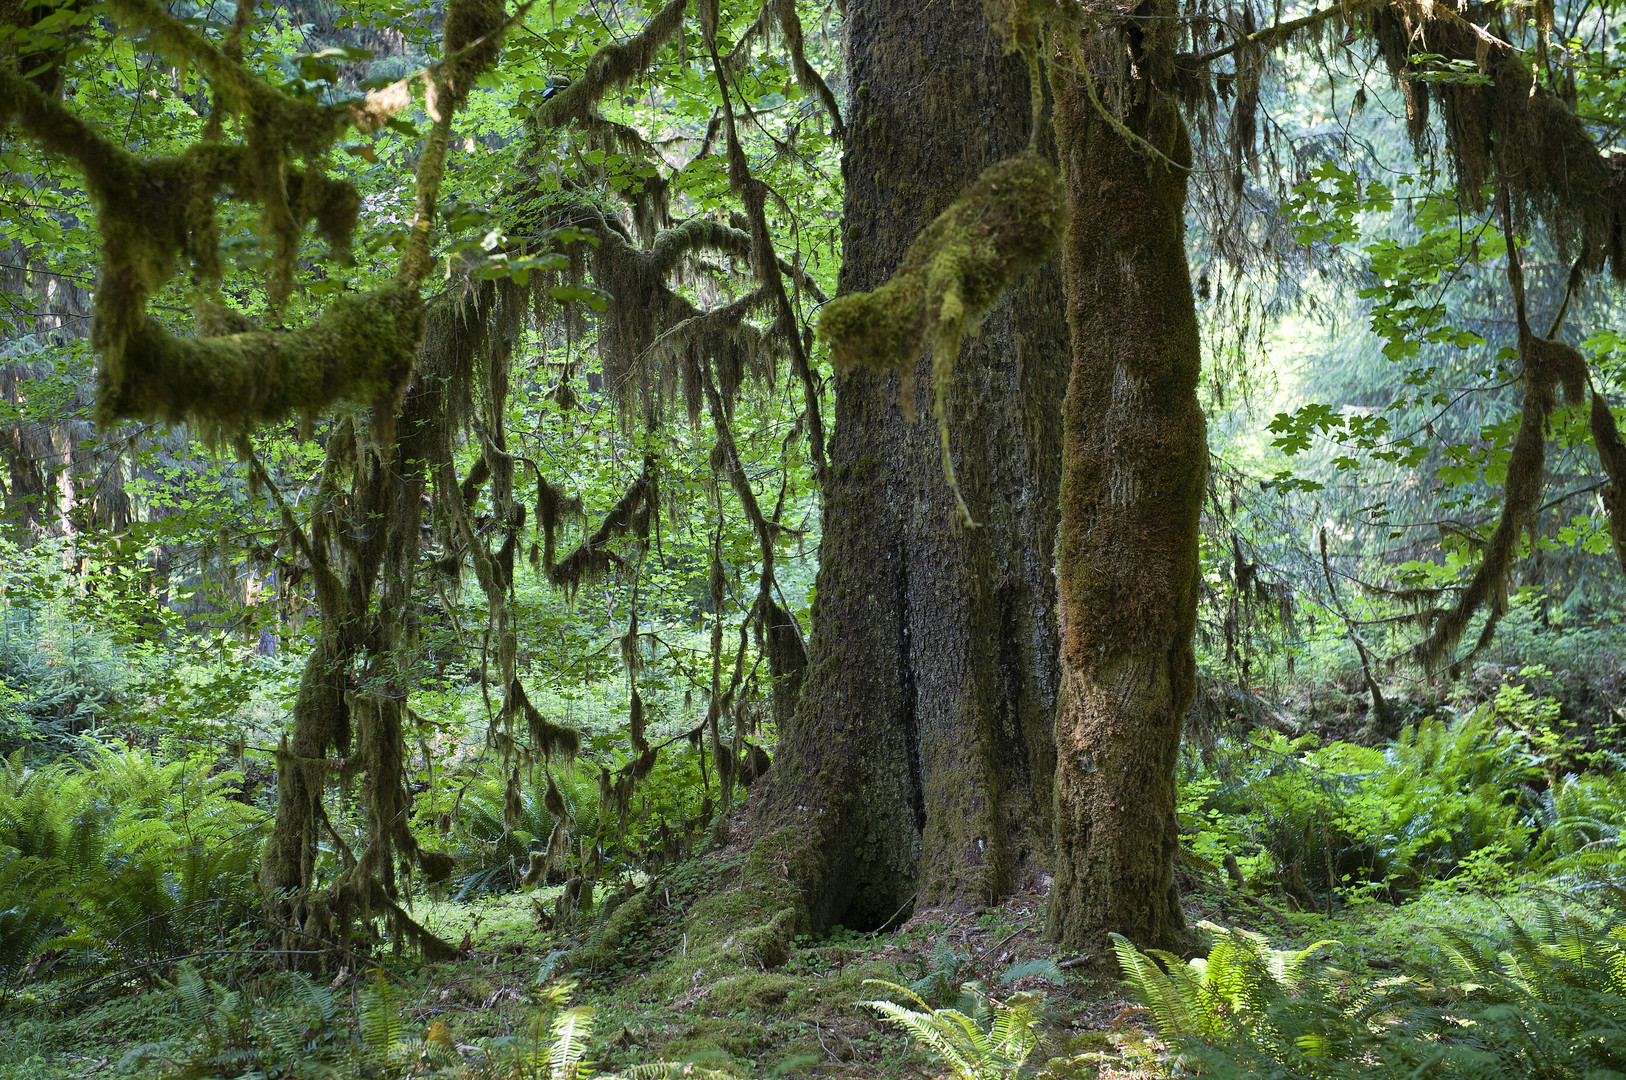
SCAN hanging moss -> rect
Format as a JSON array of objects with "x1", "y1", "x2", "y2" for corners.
[
  {"x1": 768, "y1": 0, "x2": 844, "y2": 138},
  {"x1": 1413, "y1": 193, "x2": 1590, "y2": 675},
  {"x1": 545, "y1": 460, "x2": 657, "y2": 589},
  {"x1": 512, "y1": 677, "x2": 582, "y2": 761},
  {"x1": 1368, "y1": 7, "x2": 1626, "y2": 278},
  {"x1": 1592, "y1": 392, "x2": 1626, "y2": 575}
]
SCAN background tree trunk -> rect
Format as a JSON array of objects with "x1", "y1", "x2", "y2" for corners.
[
  {"x1": 1046, "y1": 79, "x2": 1205, "y2": 953},
  {"x1": 758, "y1": 0, "x2": 1069, "y2": 930}
]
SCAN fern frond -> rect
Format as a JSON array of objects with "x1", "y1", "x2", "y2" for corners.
[
  {"x1": 997, "y1": 958, "x2": 1064, "y2": 985},
  {"x1": 359, "y1": 970, "x2": 404, "y2": 1066},
  {"x1": 863, "y1": 998, "x2": 982, "y2": 1078},
  {"x1": 548, "y1": 1004, "x2": 595, "y2": 1079}
]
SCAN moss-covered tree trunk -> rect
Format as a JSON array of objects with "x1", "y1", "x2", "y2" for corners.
[
  {"x1": 755, "y1": 0, "x2": 1068, "y2": 930},
  {"x1": 1045, "y1": 76, "x2": 1205, "y2": 952}
]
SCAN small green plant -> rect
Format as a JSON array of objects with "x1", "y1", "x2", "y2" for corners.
[
  {"x1": 862, "y1": 978, "x2": 1045, "y2": 1080},
  {"x1": 1112, "y1": 923, "x2": 1339, "y2": 1044}
]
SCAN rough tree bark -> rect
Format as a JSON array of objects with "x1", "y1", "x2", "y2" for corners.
[
  {"x1": 1046, "y1": 74, "x2": 1205, "y2": 952},
  {"x1": 750, "y1": 0, "x2": 1069, "y2": 931}
]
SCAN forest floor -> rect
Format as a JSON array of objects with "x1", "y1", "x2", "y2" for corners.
[{"x1": 0, "y1": 835, "x2": 1556, "y2": 1078}]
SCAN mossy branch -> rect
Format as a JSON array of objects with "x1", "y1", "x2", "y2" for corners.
[
  {"x1": 649, "y1": 217, "x2": 755, "y2": 275},
  {"x1": 817, "y1": 154, "x2": 1067, "y2": 525},
  {"x1": 1410, "y1": 183, "x2": 1589, "y2": 675},
  {"x1": 1186, "y1": 0, "x2": 1376, "y2": 65},
  {"x1": 101, "y1": 283, "x2": 423, "y2": 431},
  {"x1": 532, "y1": 0, "x2": 688, "y2": 130},
  {"x1": 546, "y1": 460, "x2": 657, "y2": 589}
]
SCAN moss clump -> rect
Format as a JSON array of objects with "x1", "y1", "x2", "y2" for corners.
[
  {"x1": 567, "y1": 885, "x2": 653, "y2": 970},
  {"x1": 655, "y1": 1023, "x2": 746, "y2": 1074},
  {"x1": 817, "y1": 153, "x2": 1065, "y2": 521},
  {"x1": 442, "y1": 0, "x2": 504, "y2": 102},
  {"x1": 100, "y1": 282, "x2": 423, "y2": 430},
  {"x1": 706, "y1": 972, "x2": 807, "y2": 1013},
  {"x1": 818, "y1": 153, "x2": 1064, "y2": 387}
]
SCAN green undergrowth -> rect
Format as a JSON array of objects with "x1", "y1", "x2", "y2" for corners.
[
  {"x1": 0, "y1": 875, "x2": 927, "y2": 1079},
  {"x1": 1116, "y1": 888, "x2": 1626, "y2": 1079},
  {"x1": 0, "y1": 835, "x2": 1118, "y2": 1079}
]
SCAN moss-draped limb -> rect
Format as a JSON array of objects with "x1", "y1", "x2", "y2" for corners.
[
  {"x1": 102, "y1": 283, "x2": 422, "y2": 430},
  {"x1": 571, "y1": 205, "x2": 783, "y2": 422},
  {"x1": 543, "y1": 459, "x2": 658, "y2": 588},
  {"x1": 817, "y1": 153, "x2": 1066, "y2": 522},
  {"x1": 4, "y1": 0, "x2": 507, "y2": 431},
  {"x1": 0, "y1": 69, "x2": 360, "y2": 356},
  {"x1": 1411, "y1": 181, "x2": 1593, "y2": 675},
  {"x1": 532, "y1": 0, "x2": 688, "y2": 130}
]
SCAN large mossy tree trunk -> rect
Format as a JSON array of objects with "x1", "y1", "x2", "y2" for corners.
[
  {"x1": 745, "y1": 0, "x2": 1069, "y2": 933},
  {"x1": 1046, "y1": 78, "x2": 1205, "y2": 953}
]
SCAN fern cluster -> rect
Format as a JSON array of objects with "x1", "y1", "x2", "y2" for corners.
[
  {"x1": 1186, "y1": 695, "x2": 1626, "y2": 904},
  {"x1": 1117, "y1": 904, "x2": 1626, "y2": 1077},
  {"x1": 0, "y1": 744, "x2": 265, "y2": 993}
]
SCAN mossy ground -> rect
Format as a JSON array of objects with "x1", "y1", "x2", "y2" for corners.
[
  {"x1": 0, "y1": 841, "x2": 1160, "y2": 1079},
  {"x1": 0, "y1": 851, "x2": 1565, "y2": 1078}
]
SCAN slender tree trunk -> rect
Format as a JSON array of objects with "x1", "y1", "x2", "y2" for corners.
[
  {"x1": 1046, "y1": 77, "x2": 1205, "y2": 953},
  {"x1": 755, "y1": 0, "x2": 1068, "y2": 930}
]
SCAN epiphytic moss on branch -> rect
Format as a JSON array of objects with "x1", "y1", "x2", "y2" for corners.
[
  {"x1": 532, "y1": 0, "x2": 687, "y2": 130},
  {"x1": 100, "y1": 283, "x2": 422, "y2": 431},
  {"x1": 1411, "y1": 185, "x2": 1595, "y2": 676},
  {"x1": 817, "y1": 153, "x2": 1066, "y2": 520},
  {"x1": 818, "y1": 154, "x2": 1066, "y2": 380}
]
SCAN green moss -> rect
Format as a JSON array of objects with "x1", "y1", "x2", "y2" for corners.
[
  {"x1": 707, "y1": 972, "x2": 807, "y2": 1013},
  {"x1": 817, "y1": 153, "x2": 1064, "y2": 387},
  {"x1": 825, "y1": 959, "x2": 902, "y2": 997},
  {"x1": 99, "y1": 282, "x2": 422, "y2": 431},
  {"x1": 657, "y1": 1020, "x2": 747, "y2": 1073},
  {"x1": 817, "y1": 153, "x2": 1065, "y2": 520},
  {"x1": 568, "y1": 885, "x2": 653, "y2": 970}
]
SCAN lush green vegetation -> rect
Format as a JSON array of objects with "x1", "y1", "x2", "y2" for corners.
[{"x1": 5, "y1": 0, "x2": 1626, "y2": 1076}]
